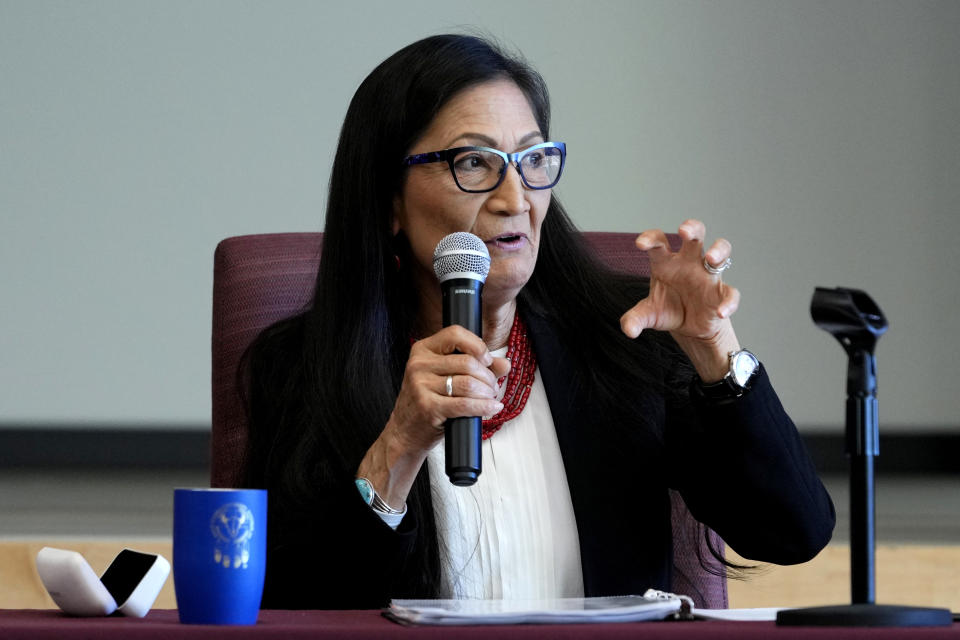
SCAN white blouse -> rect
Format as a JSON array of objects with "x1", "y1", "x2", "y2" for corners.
[{"x1": 426, "y1": 359, "x2": 585, "y2": 600}]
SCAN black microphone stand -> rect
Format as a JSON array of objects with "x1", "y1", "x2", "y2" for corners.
[{"x1": 777, "y1": 287, "x2": 951, "y2": 627}]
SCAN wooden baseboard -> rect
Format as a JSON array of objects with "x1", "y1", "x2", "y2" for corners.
[
  {"x1": 727, "y1": 544, "x2": 960, "y2": 612},
  {"x1": 3, "y1": 540, "x2": 957, "y2": 611}
]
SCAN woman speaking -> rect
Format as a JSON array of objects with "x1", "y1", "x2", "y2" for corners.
[{"x1": 243, "y1": 33, "x2": 835, "y2": 609}]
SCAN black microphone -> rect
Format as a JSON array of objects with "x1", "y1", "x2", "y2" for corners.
[{"x1": 433, "y1": 232, "x2": 491, "y2": 486}]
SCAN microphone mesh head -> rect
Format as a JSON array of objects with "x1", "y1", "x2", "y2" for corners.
[{"x1": 433, "y1": 232, "x2": 491, "y2": 283}]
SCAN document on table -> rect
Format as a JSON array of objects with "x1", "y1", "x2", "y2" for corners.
[
  {"x1": 385, "y1": 594, "x2": 686, "y2": 626},
  {"x1": 694, "y1": 607, "x2": 786, "y2": 621}
]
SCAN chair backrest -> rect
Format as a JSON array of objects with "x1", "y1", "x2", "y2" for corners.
[{"x1": 210, "y1": 231, "x2": 726, "y2": 608}]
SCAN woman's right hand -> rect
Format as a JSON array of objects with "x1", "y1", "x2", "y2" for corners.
[
  {"x1": 356, "y1": 325, "x2": 509, "y2": 510},
  {"x1": 393, "y1": 325, "x2": 509, "y2": 447}
]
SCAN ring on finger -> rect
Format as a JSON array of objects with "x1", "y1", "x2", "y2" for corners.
[
  {"x1": 703, "y1": 256, "x2": 732, "y2": 275},
  {"x1": 445, "y1": 375, "x2": 454, "y2": 397}
]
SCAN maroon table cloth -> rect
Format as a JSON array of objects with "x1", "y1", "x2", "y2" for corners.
[{"x1": 1, "y1": 610, "x2": 957, "y2": 640}]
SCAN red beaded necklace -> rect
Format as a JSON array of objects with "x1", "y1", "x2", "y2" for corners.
[{"x1": 482, "y1": 313, "x2": 537, "y2": 439}]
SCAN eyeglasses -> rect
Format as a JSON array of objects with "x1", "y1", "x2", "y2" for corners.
[{"x1": 402, "y1": 141, "x2": 566, "y2": 193}]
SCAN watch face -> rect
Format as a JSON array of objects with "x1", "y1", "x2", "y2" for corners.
[{"x1": 731, "y1": 351, "x2": 759, "y2": 387}]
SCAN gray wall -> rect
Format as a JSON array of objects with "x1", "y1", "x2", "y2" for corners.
[{"x1": 2, "y1": 0, "x2": 958, "y2": 431}]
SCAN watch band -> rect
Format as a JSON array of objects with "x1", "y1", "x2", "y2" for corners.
[{"x1": 693, "y1": 349, "x2": 759, "y2": 402}]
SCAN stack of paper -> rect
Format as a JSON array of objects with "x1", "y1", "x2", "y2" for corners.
[{"x1": 384, "y1": 594, "x2": 686, "y2": 626}]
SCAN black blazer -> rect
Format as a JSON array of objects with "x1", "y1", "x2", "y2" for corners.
[
  {"x1": 525, "y1": 310, "x2": 835, "y2": 598},
  {"x1": 253, "y1": 311, "x2": 835, "y2": 609}
]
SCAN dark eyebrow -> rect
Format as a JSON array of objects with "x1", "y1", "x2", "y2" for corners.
[
  {"x1": 447, "y1": 131, "x2": 545, "y2": 151},
  {"x1": 517, "y1": 131, "x2": 545, "y2": 147},
  {"x1": 449, "y1": 132, "x2": 497, "y2": 148}
]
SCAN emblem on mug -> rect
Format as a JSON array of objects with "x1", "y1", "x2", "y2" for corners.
[{"x1": 210, "y1": 503, "x2": 255, "y2": 569}]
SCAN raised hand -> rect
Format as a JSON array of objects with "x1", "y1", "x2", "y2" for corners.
[{"x1": 619, "y1": 219, "x2": 741, "y2": 381}]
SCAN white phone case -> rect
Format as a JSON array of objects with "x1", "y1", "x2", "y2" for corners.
[{"x1": 35, "y1": 546, "x2": 169, "y2": 617}]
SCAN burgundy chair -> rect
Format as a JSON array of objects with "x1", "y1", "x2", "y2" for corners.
[{"x1": 210, "y1": 231, "x2": 727, "y2": 608}]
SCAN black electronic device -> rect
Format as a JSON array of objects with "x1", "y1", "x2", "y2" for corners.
[{"x1": 100, "y1": 549, "x2": 165, "y2": 610}]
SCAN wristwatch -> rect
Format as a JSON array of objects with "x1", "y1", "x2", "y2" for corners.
[{"x1": 694, "y1": 349, "x2": 760, "y2": 402}]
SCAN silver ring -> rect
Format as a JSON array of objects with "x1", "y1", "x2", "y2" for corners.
[
  {"x1": 445, "y1": 375, "x2": 454, "y2": 397},
  {"x1": 703, "y1": 256, "x2": 732, "y2": 275}
]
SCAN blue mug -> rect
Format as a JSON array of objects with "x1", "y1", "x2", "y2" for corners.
[{"x1": 173, "y1": 488, "x2": 267, "y2": 625}]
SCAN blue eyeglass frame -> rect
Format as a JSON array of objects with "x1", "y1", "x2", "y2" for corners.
[{"x1": 402, "y1": 141, "x2": 567, "y2": 193}]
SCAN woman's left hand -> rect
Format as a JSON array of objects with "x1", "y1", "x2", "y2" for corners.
[{"x1": 619, "y1": 219, "x2": 742, "y2": 382}]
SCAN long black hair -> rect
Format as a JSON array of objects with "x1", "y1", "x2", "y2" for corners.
[{"x1": 244, "y1": 34, "x2": 711, "y2": 600}]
